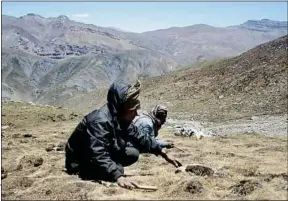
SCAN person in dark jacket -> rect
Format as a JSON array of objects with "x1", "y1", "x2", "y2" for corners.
[
  {"x1": 65, "y1": 79, "x2": 180, "y2": 189},
  {"x1": 133, "y1": 105, "x2": 174, "y2": 149}
]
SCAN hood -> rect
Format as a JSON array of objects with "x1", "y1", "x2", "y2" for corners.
[{"x1": 107, "y1": 80, "x2": 131, "y2": 116}]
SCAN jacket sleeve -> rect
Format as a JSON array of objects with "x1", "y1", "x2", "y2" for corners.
[
  {"x1": 156, "y1": 139, "x2": 169, "y2": 148},
  {"x1": 126, "y1": 123, "x2": 162, "y2": 155},
  {"x1": 134, "y1": 118, "x2": 168, "y2": 148},
  {"x1": 86, "y1": 120, "x2": 123, "y2": 181}
]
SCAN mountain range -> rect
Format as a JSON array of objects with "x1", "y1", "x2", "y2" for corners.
[
  {"x1": 1, "y1": 14, "x2": 287, "y2": 104},
  {"x1": 60, "y1": 35, "x2": 288, "y2": 122}
]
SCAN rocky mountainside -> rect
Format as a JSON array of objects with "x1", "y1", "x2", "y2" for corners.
[
  {"x1": 2, "y1": 47, "x2": 176, "y2": 103},
  {"x1": 60, "y1": 35, "x2": 288, "y2": 122},
  {"x1": 2, "y1": 14, "x2": 143, "y2": 58},
  {"x1": 1, "y1": 14, "x2": 287, "y2": 103},
  {"x1": 130, "y1": 19, "x2": 287, "y2": 65},
  {"x1": 2, "y1": 14, "x2": 286, "y2": 63}
]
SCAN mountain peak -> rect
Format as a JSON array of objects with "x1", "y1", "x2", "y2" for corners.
[
  {"x1": 57, "y1": 15, "x2": 69, "y2": 21},
  {"x1": 241, "y1": 19, "x2": 287, "y2": 28},
  {"x1": 25, "y1": 13, "x2": 44, "y2": 18}
]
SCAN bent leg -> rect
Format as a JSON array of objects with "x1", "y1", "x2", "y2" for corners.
[{"x1": 113, "y1": 147, "x2": 140, "y2": 167}]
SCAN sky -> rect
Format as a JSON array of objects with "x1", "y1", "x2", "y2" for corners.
[{"x1": 2, "y1": 2, "x2": 287, "y2": 33}]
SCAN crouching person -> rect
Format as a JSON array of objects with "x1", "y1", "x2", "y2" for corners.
[
  {"x1": 133, "y1": 105, "x2": 174, "y2": 149},
  {"x1": 65, "y1": 80, "x2": 178, "y2": 189}
]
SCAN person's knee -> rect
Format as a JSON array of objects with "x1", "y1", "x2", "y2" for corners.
[{"x1": 125, "y1": 147, "x2": 139, "y2": 166}]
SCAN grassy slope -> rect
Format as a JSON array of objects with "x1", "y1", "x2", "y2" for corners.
[
  {"x1": 59, "y1": 35, "x2": 288, "y2": 122},
  {"x1": 1, "y1": 102, "x2": 287, "y2": 200}
]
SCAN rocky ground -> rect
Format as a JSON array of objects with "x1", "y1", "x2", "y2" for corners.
[
  {"x1": 166, "y1": 114, "x2": 287, "y2": 137},
  {"x1": 1, "y1": 101, "x2": 287, "y2": 200}
]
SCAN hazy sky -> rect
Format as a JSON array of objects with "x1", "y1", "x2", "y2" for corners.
[{"x1": 2, "y1": 2, "x2": 287, "y2": 33}]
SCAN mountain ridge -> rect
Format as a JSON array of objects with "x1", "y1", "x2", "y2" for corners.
[{"x1": 2, "y1": 14, "x2": 287, "y2": 104}]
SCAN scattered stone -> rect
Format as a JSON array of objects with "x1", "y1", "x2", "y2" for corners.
[
  {"x1": 250, "y1": 116, "x2": 259, "y2": 120},
  {"x1": 57, "y1": 114, "x2": 66, "y2": 121},
  {"x1": 2, "y1": 167, "x2": 7, "y2": 179},
  {"x1": 46, "y1": 190, "x2": 52, "y2": 195},
  {"x1": 23, "y1": 134, "x2": 36, "y2": 138},
  {"x1": 230, "y1": 180, "x2": 261, "y2": 196},
  {"x1": 19, "y1": 177, "x2": 34, "y2": 188},
  {"x1": 18, "y1": 155, "x2": 44, "y2": 168},
  {"x1": 185, "y1": 180, "x2": 203, "y2": 194},
  {"x1": 218, "y1": 95, "x2": 224, "y2": 99},
  {"x1": 2, "y1": 125, "x2": 10, "y2": 130},
  {"x1": 46, "y1": 145, "x2": 54, "y2": 152},
  {"x1": 69, "y1": 112, "x2": 79, "y2": 120},
  {"x1": 34, "y1": 158, "x2": 44, "y2": 167},
  {"x1": 55, "y1": 142, "x2": 66, "y2": 151},
  {"x1": 185, "y1": 165, "x2": 214, "y2": 176},
  {"x1": 46, "y1": 142, "x2": 66, "y2": 152},
  {"x1": 262, "y1": 173, "x2": 288, "y2": 182}
]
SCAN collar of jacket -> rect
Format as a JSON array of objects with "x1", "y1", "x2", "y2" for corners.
[{"x1": 142, "y1": 112, "x2": 159, "y2": 136}]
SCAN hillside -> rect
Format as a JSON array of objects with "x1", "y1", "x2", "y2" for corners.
[
  {"x1": 1, "y1": 14, "x2": 287, "y2": 103},
  {"x1": 126, "y1": 19, "x2": 287, "y2": 65},
  {"x1": 140, "y1": 35, "x2": 288, "y2": 122},
  {"x1": 2, "y1": 48, "x2": 177, "y2": 103},
  {"x1": 1, "y1": 101, "x2": 287, "y2": 200},
  {"x1": 59, "y1": 35, "x2": 288, "y2": 122}
]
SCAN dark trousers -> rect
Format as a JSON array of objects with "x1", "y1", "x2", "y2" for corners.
[{"x1": 65, "y1": 146, "x2": 139, "y2": 181}]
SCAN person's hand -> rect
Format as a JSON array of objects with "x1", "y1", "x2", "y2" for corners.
[
  {"x1": 165, "y1": 143, "x2": 174, "y2": 149},
  {"x1": 160, "y1": 151, "x2": 182, "y2": 168},
  {"x1": 165, "y1": 156, "x2": 182, "y2": 168},
  {"x1": 116, "y1": 176, "x2": 136, "y2": 190}
]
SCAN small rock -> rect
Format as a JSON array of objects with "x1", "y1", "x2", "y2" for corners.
[
  {"x1": 185, "y1": 180, "x2": 203, "y2": 194},
  {"x1": 23, "y1": 134, "x2": 35, "y2": 138},
  {"x1": 1, "y1": 167, "x2": 7, "y2": 179},
  {"x1": 34, "y1": 158, "x2": 44, "y2": 167},
  {"x1": 12, "y1": 133, "x2": 21, "y2": 138},
  {"x1": 230, "y1": 180, "x2": 261, "y2": 196},
  {"x1": 218, "y1": 95, "x2": 224, "y2": 99},
  {"x1": 175, "y1": 166, "x2": 186, "y2": 174},
  {"x1": 57, "y1": 114, "x2": 66, "y2": 121},
  {"x1": 2, "y1": 126, "x2": 10, "y2": 130},
  {"x1": 18, "y1": 155, "x2": 44, "y2": 168},
  {"x1": 28, "y1": 102, "x2": 35, "y2": 105},
  {"x1": 185, "y1": 165, "x2": 214, "y2": 176},
  {"x1": 20, "y1": 139, "x2": 29, "y2": 143},
  {"x1": 250, "y1": 116, "x2": 259, "y2": 120},
  {"x1": 45, "y1": 146, "x2": 54, "y2": 152},
  {"x1": 19, "y1": 177, "x2": 34, "y2": 188},
  {"x1": 46, "y1": 190, "x2": 52, "y2": 195}
]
